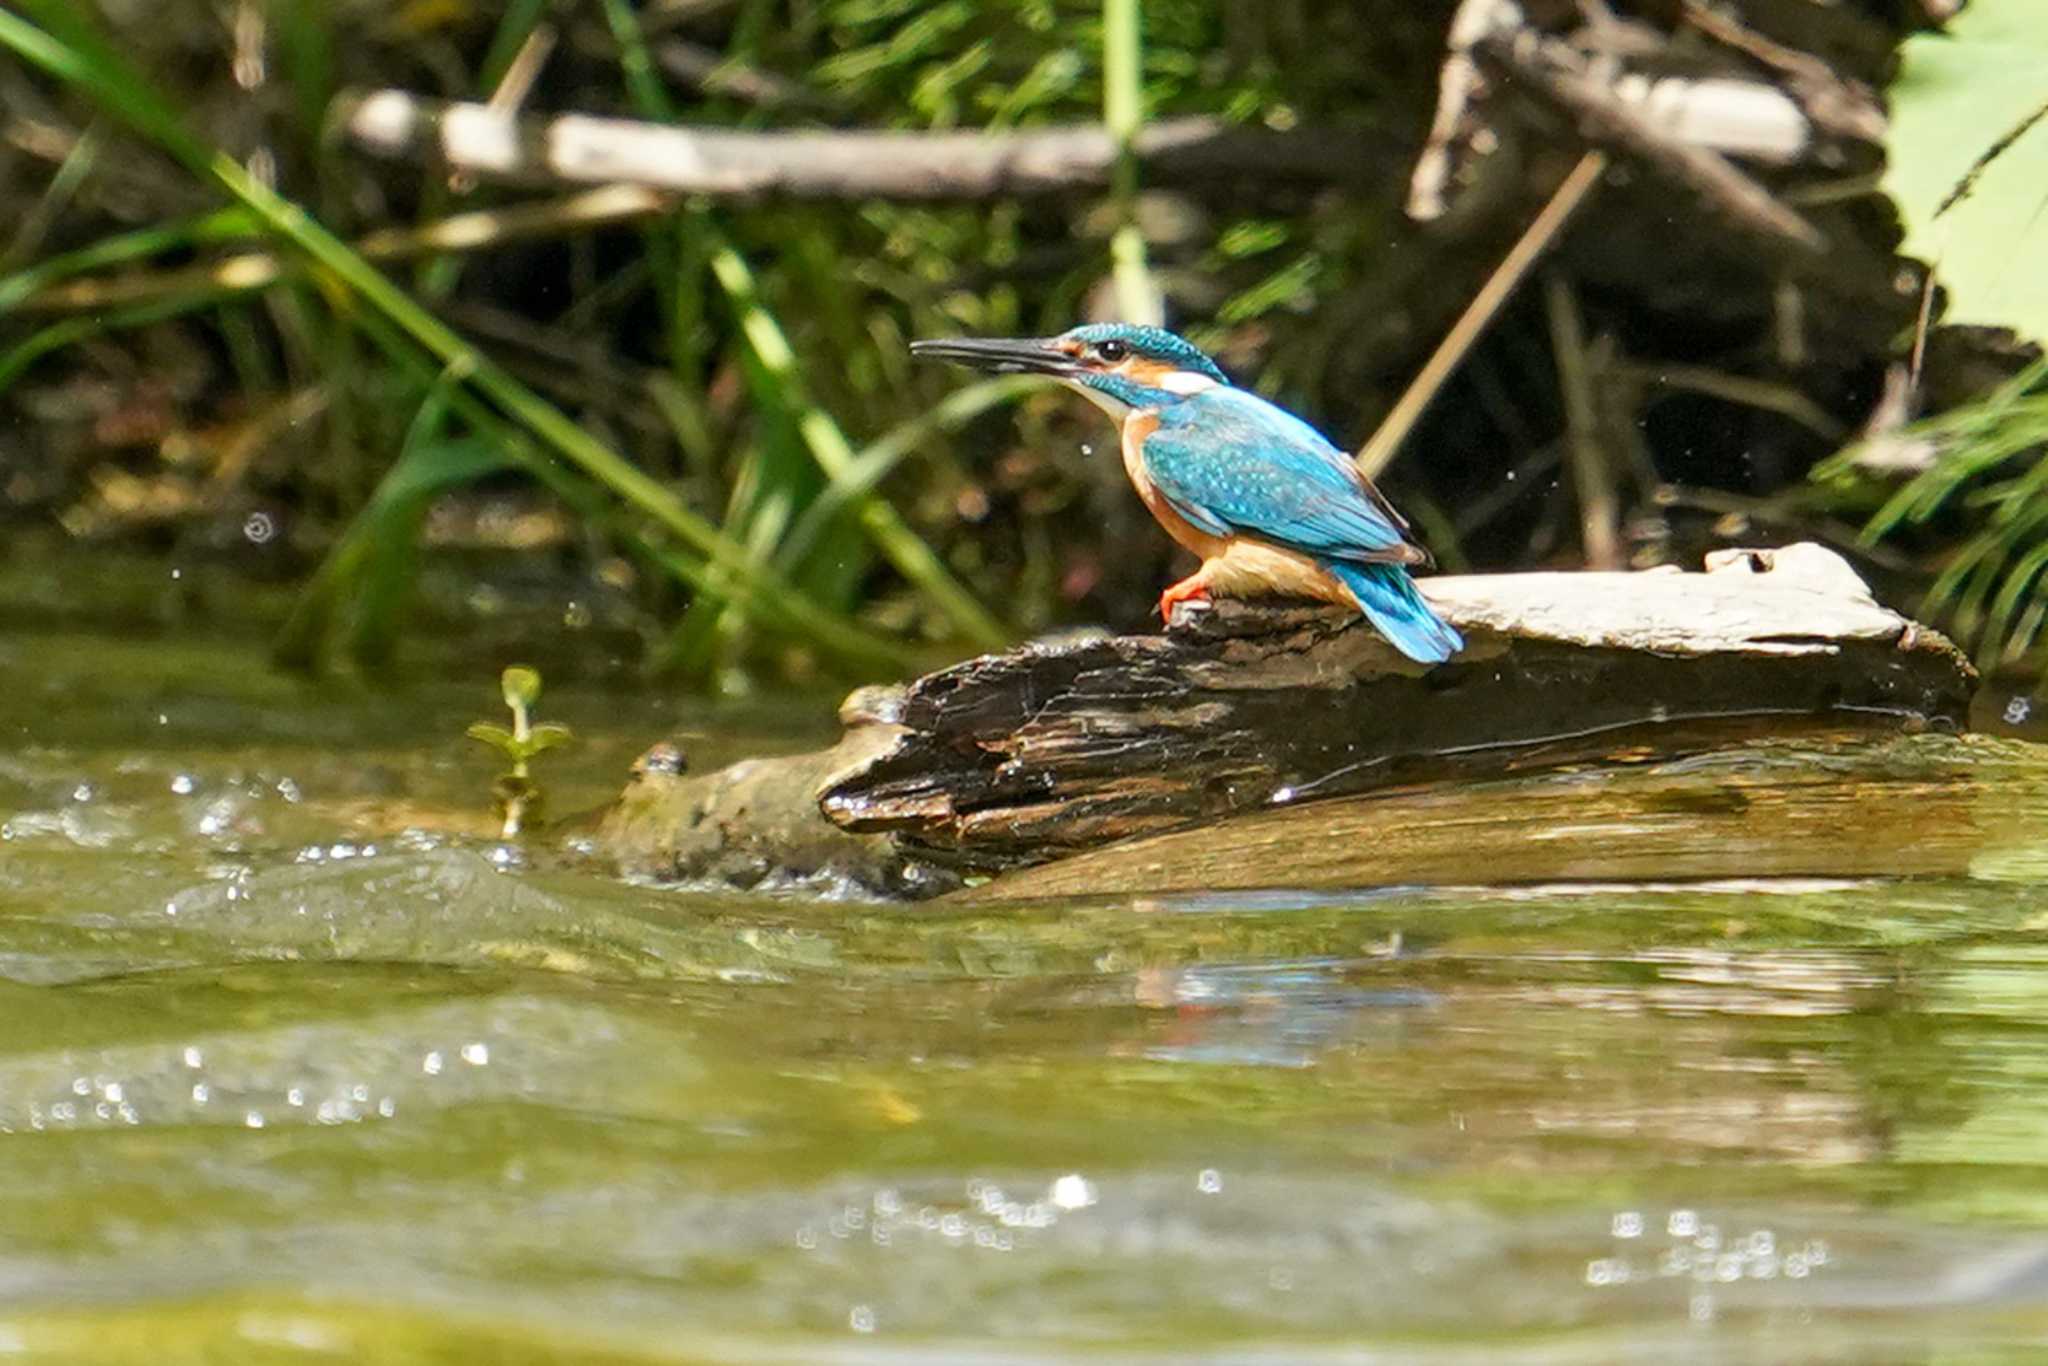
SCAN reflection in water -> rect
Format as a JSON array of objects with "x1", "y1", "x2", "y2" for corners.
[{"x1": 6, "y1": 633, "x2": 2048, "y2": 1358}]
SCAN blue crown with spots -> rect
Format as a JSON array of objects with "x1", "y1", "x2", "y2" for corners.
[{"x1": 1062, "y1": 323, "x2": 1229, "y2": 384}]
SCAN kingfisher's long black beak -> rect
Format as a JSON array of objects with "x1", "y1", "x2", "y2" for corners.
[{"x1": 909, "y1": 336, "x2": 1078, "y2": 377}]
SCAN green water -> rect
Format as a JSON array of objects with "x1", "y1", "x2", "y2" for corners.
[{"x1": 8, "y1": 631, "x2": 2048, "y2": 1362}]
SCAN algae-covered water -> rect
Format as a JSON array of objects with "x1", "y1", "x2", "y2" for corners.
[{"x1": 9, "y1": 629, "x2": 2048, "y2": 1362}]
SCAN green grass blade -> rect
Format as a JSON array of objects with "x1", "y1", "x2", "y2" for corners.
[
  {"x1": 709, "y1": 239, "x2": 1010, "y2": 648},
  {"x1": 1102, "y1": 0, "x2": 1160, "y2": 324},
  {"x1": 776, "y1": 374, "x2": 1040, "y2": 574},
  {"x1": 0, "y1": 6, "x2": 911, "y2": 674}
]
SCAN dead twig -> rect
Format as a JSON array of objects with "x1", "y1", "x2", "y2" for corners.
[
  {"x1": 1545, "y1": 271, "x2": 1624, "y2": 570},
  {"x1": 1358, "y1": 150, "x2": 1608, "y2": 478},
  {"x1": 1678, "y1": 0, "x2": 1886, "y2": 145}
]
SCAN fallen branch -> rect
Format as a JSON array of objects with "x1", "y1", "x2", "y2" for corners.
[
  {"x1": 1475, "y1": 32, "x2": 1825, "y2": 258},
  {"x1": 599, "y1": 545, "x2": 1974, "y2": 894},
  {"x1": 339, "y1": 89, "x2": 1389, "y2": 199}
]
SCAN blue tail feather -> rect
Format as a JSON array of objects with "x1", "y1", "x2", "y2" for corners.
[{"x1": 1325, "y1": 561, "x2": 1462, "y2": 665}]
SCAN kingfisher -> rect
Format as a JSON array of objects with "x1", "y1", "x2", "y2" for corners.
[{"x1": 911, "y1": 323, "x2": 1463, "y2": 665}]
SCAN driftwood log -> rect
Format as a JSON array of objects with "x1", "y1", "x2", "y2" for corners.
[{"x1": 597, "y1": 544, "x2": 1975, "y2": 897}]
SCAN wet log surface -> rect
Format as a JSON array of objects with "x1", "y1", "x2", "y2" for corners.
[{"x1": 599, "y1": 545, "x2": 1976, "y2": 896}]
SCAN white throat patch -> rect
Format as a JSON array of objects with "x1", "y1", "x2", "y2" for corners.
[{"x1": 1159, "y1": 370, "x2": 1218, "y2": 396}]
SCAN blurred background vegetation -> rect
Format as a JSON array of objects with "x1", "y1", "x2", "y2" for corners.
[{"x1": 0, "y1": 0, "x2": 2041, "y2": 691}]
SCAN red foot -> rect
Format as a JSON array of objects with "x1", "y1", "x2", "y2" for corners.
[{"x1": 1157, "y1": 575, "x2": 1211, "y2": 625}]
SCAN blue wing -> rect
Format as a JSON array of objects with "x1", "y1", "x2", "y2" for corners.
[{"x1": 1142, "y1": 388, "x2": 1426, "y2": 566}]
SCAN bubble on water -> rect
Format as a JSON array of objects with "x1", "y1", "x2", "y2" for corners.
[
  {"x1": 460, "y1": 1042, "x2": 490, "y2": 1066},
  {"x1": 170, "y1": 774, "x2": 196, "y2": 796},
  {"x1": 243, "y1": 512, "x2": 276, "y2": 544},
  {"x1": 71, "y1": 1077, "x2": 91, "y2": 1097},
  {"x1": 183, "y1": 1047, "x2": 203, "y2": 1069},
  {"x1": 848, "y1": 1306, "x2": 875, "y2": 1334},
  {"x1": 1612, "y1": 1211, "x2": 1643, "y2": 1239},
  {"x1": 1197, "y1": 1169, "x2": 1223, "y2": 1194},
  {"x1": 422, "y1": 1051, "x2": 445, "y2": 1076},
  {"x1": 191, "y1": 1084, "x2": 210, "y2": 1105},
  {"x1": 286, "y1": 1088, "x2": 305, "y2": 1107},
  {"x1": 101, "y1": 1082, "x2": 123, "y2": 1104},
  {"x1": 1689, "y1": 1292, "x2": 1714, "y2": 1323},
  {"x1": 2005, "y1": 695, "x2": 2033, "y2": 725},
  {"x1": 244, "y1": 1111, "x2": 265, "y2": 1129},
  {"x1": 1668, "y1": 1209, "x2": 1698, "y2": 1238},
  {"x1": 376, "y1": 1097, "x2": 396, "y2": 1119}
]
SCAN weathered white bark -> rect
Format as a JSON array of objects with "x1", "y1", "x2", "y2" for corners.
[
  {"x1": 1422, "y1": 542, "x2": 1908, "y2": 657},
  {"x1": 341, "y1": 90, "x2": 1377, "y2": 200}
]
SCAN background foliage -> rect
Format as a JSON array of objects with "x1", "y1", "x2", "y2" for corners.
[{"x1": 0, "y1": 0, "x2": 2042, "y2": 686}]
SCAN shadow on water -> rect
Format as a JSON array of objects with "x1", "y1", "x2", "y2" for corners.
[{"x1": 7, "y1": 631, "x2": 2048, "y2": 1360}]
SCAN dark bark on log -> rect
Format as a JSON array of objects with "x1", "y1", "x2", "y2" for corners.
[{"x1": 599, "y1": 546, "x2": 1975, "y2": 897}]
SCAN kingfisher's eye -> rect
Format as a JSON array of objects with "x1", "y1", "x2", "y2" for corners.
[{"x1": 1095, "y1": 339, "x2": 1128, "y2": 362}]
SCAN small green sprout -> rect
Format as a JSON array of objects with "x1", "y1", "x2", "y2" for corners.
[{"x1": 466, "y1": 665, "x2": 574, "y2": 837}]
